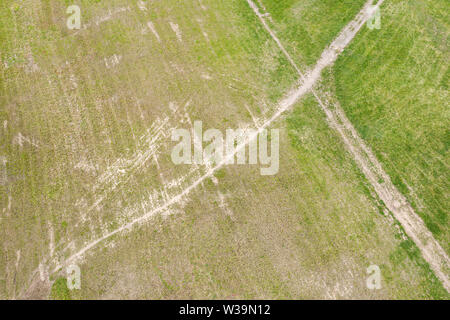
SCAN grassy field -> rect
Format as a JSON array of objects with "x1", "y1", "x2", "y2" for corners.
[
  {"x1": 333, "y1": 0, "x2": 449, "y2": 253},
  {"x1": 257, "y1": 0, "x2": 367, "y2": 66},
  {"x1": 0, "y1": 0, "x2": 447, "y2": 299}
]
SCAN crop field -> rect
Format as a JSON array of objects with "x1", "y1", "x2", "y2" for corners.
[{"x1": 0, "y1": 0, "x2": 448, "y2": 300}]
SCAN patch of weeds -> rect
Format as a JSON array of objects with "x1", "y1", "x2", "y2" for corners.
[{"x1": 49, "y1": 278, "x2": 71, "y2": 300}]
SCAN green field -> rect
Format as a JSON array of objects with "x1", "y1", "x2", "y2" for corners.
[
  {"x1": 0, "y1": 0, "x2": 448, "y2": 299},
  {"x1": 256, "y1": 0, "x2": 367, "y2": 66},
  {"x1": 333, "y1": 0, "x2": 449, "y2": 253}
]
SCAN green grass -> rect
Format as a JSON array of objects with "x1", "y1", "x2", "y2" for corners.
[
  {"x1": 259, "y1": 0, "x2": 367, "y2": 66},
  {"x1": 333, "y1": 0, "x2": 449, "y2": 253},
  {"x1": 49, "y1": 278, "x2": 71, "y2": 300}
]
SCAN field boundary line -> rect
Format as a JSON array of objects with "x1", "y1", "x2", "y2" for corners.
[{"x1": 247, "y1": 0, "x2": 449, "y2": 292}]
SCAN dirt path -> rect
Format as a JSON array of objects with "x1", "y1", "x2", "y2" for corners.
[{"x1": 247, "y1": 0, "x2": 449, "y2": 292}]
